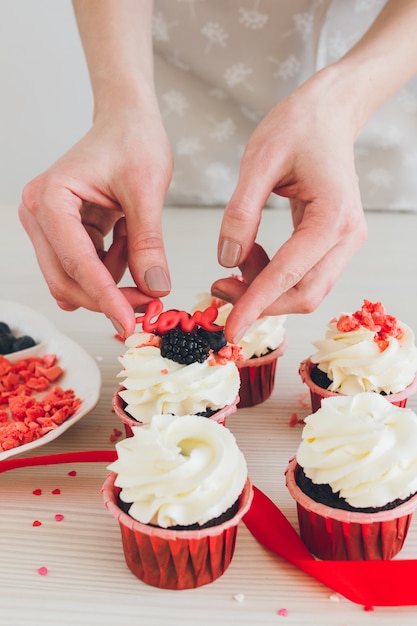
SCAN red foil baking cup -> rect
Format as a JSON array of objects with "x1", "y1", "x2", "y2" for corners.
[
  {"x1": 299, "y1": 357, "x2": 417, "y2": 413},
  {"x1": 285, "y1": 458, "x2": 417, "y2": 561},
  {"x1": 102, "y1": 473, "x2": 253, "y2": 589},
  {"x1": 112, "y1": 387, "x2": 240, "y2": 437},
  {"x1": 236, "y1": 335, "x2": 288, "y2": 409}
]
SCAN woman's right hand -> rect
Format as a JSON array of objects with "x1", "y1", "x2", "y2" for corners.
[{"x1": 19, "y1": 105, "x2": 173, "y2": 338}]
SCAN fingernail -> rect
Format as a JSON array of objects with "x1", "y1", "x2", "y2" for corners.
[
  {"x1": 219, "y1": 239, "x2": 241, "y2": 268},
  {"x1": 144, "y1": 266, "x2": 171, "y2": 292},
  {"x1": 233, "y1": 326, "x2": 249, "y2": 345},
  {"x1": 110, "y1": 317, "x2": 125, "y2": 338}
]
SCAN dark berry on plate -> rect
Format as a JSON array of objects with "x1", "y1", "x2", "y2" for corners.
[
  {"x1": 160, "y1": 328, "x2": 210, "y2": 365},
  {"x1": 0, "y1": 322, "x2": 11, "y2": 335},
  {"x1": 12, "y1": 335, "x2": 36, "y2": 352},
  {"x1": 0, "y1": 333, "x2": 13, "y2": 354},
  {"x1": 197, "y1": 327, "x2": 227, "y2": 352}
]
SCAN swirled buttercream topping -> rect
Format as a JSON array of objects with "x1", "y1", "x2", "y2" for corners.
[
  {"x1": 193, "y1": 293, "x2": 286, "y2": 359},
  {"x1": 310, "y1": 300, "x2": 417, "y2": 394},
  {"x1": 297, "y1": 393, "x2": 417, "y2": 508},
  {"x1": 108, "y1": 414, "x2": 248, "y2": 527},
  {"x1": 117, "y1": 332, "x2": 240, "y2": 423}
]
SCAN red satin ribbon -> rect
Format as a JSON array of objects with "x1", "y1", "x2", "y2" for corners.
[
  {"x1": 3, "y1": 453, "x2": 417, "y2": 606},
  {"x1": 243, "y1": 485, "x2": 417, "y2": 607},
  {"x1": 0, "y1": 450, "x2": 117, "y2": 474}
]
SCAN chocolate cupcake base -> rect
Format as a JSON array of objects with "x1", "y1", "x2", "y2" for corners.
[
  {"x1": 299, "y1": 358, "x2": 417, "y2": 413},
  {"x1": 286, "y1": 458, "x2": 417, "y2": 560},
  {"x1": 102, "y1": 473, "x2": 253, "y2": 589}
]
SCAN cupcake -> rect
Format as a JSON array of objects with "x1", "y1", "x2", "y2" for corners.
[
  {"x1": 102, "y1": 413, "x2": 253, "y2": 589},
  {"x1": 113, "y1": 300, "x2": 243, "y2": 435},
  {"x1": 299, "y1": 299, "x2": 417, "y2": 412},
  {"x1": 285, "y1": 392, "x2": 417, "y2": 560},
  {"x1": 192, "y1": 292, "x2": 287, "y2": 408}
]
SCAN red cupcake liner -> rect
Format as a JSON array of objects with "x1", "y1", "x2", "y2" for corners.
[
  {"x1": 285, "y1": 458, "x2": 417, "y2": 560},
  {"x1": 299, "y1": 357, "x2": 417, "y2": 413},
  {"x1": 236, "y1": 335, "x2": 288, "y2": 408},
  {"x1": 102, "y1": 473, "x2": 253, "y2": 589},
  {"x1": 112, "y1": 387, "x2": 240, "y2": 436}
]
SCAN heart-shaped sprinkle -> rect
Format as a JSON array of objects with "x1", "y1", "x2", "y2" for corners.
[{"x1": 37, "y1": 567, "x2": 48, "y2": 576}]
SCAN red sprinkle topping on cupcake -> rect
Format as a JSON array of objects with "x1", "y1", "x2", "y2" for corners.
[{"x1": 333, "y1": 300, "x2": 403, "y2": 351}]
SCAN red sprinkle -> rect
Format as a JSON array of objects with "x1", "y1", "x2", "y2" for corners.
[
  {"x1": 33, "y1": 489, "x2": 42, "y2": 496},
  {"x1": 54, "y1": 514, "x2": 64, "y2": 522},
  {"x1": 364, "y1": 605, "x2": 375, "y2": 612},
  {"x1": 210, "y1": 344, "x2": 244, "y2": 365},
  {"x1": 289, "y1": 412, "x2": 298, "y2": 427},
  {"x1": 51, "y1": 488, "x2": 61, "y2": 495},
  {"x1": 0, "y1": 353, "x2": 81, "y2": 453},
  {"x1": 68, "y1": 470, "x2": 77, "y2": 477},
  {"x1": 37, "y1": 566, "x2": 48, "y2": 576},
  {"x1": 335, "y1": 300, "x2": 403, "y2": 352},
  {"x1": 32, "y1": 520, "x2": 42, "y2": 527},
  {"x1": 110, "y1": 426, "x2": 123, "y2": 443}
]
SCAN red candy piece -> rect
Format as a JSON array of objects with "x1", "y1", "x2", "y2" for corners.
[
  {"x1": 33, "y1": 489, "x2": 42, "y2": 496},
  {"x1": 32, "y1": 520, "x2": 42, "y2": 527},
  {"x1": 51, "y1": 488, "x2": 61, "y2": 495},
  {"x1": 335, "y1": 299, "x2": 404, "y2": 352},
  {"x1": 0, "y1": 352, "x2": 81, "y2": 453}
]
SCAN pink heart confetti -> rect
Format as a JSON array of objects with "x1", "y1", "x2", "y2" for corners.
[
  {"x1": 54, "y1": 514, "x2": 64, "y2": 522},
  {"x1": 277, "y1": 608, "x2": 289, "y2": 617},
  {"x1": 37, "y1": 567, "x2": 48, "y2": 576}
]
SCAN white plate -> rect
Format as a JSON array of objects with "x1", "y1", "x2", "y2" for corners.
[{"x1": 0, "y1": 300, "x2": 101, "y2": 461}]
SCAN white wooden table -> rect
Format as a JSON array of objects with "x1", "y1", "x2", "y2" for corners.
[{"x1": 1, "y1": 204, "x2": 417, "y2": 626}]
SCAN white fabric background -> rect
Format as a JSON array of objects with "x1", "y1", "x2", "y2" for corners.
[{"x1": 153, "y1": 0, "x2": 417, "y2": 210}]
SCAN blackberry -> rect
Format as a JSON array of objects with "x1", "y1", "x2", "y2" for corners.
[
  {"x1": 12, "y1": 335, "x2": 36, "y2": 352},
  {"x1": 161, "y1": 328, "x2": 210, "y2": 365},
  {"x1": 0, "y1": 333, "x2": 13, "y2": 354},
  {"x1": 0, "y1": 321, "x2": 37, "y2": 354},
  {"x1": 197, "y1": 326, "x2": 227, "y2": 353},
  {"x1": 0, "y1": 322, "x2": 11, "y2": 335}
]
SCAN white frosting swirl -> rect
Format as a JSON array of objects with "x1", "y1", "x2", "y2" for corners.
[
  {"x1": 108, "y1": 414, "x2": 248, "y2": 527},
  {"x1": 297, "y1": 393, "x2": 417, "y2": 508},
  {"x1": 193, "y1": 295, "x2": 286, "y2": 359},
  {"x1": 117, "y1": 332, "x2": 240, "y2": 423},
  {"x1": 310, "y1": 320, "x2": 417, "y2": 394}
]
